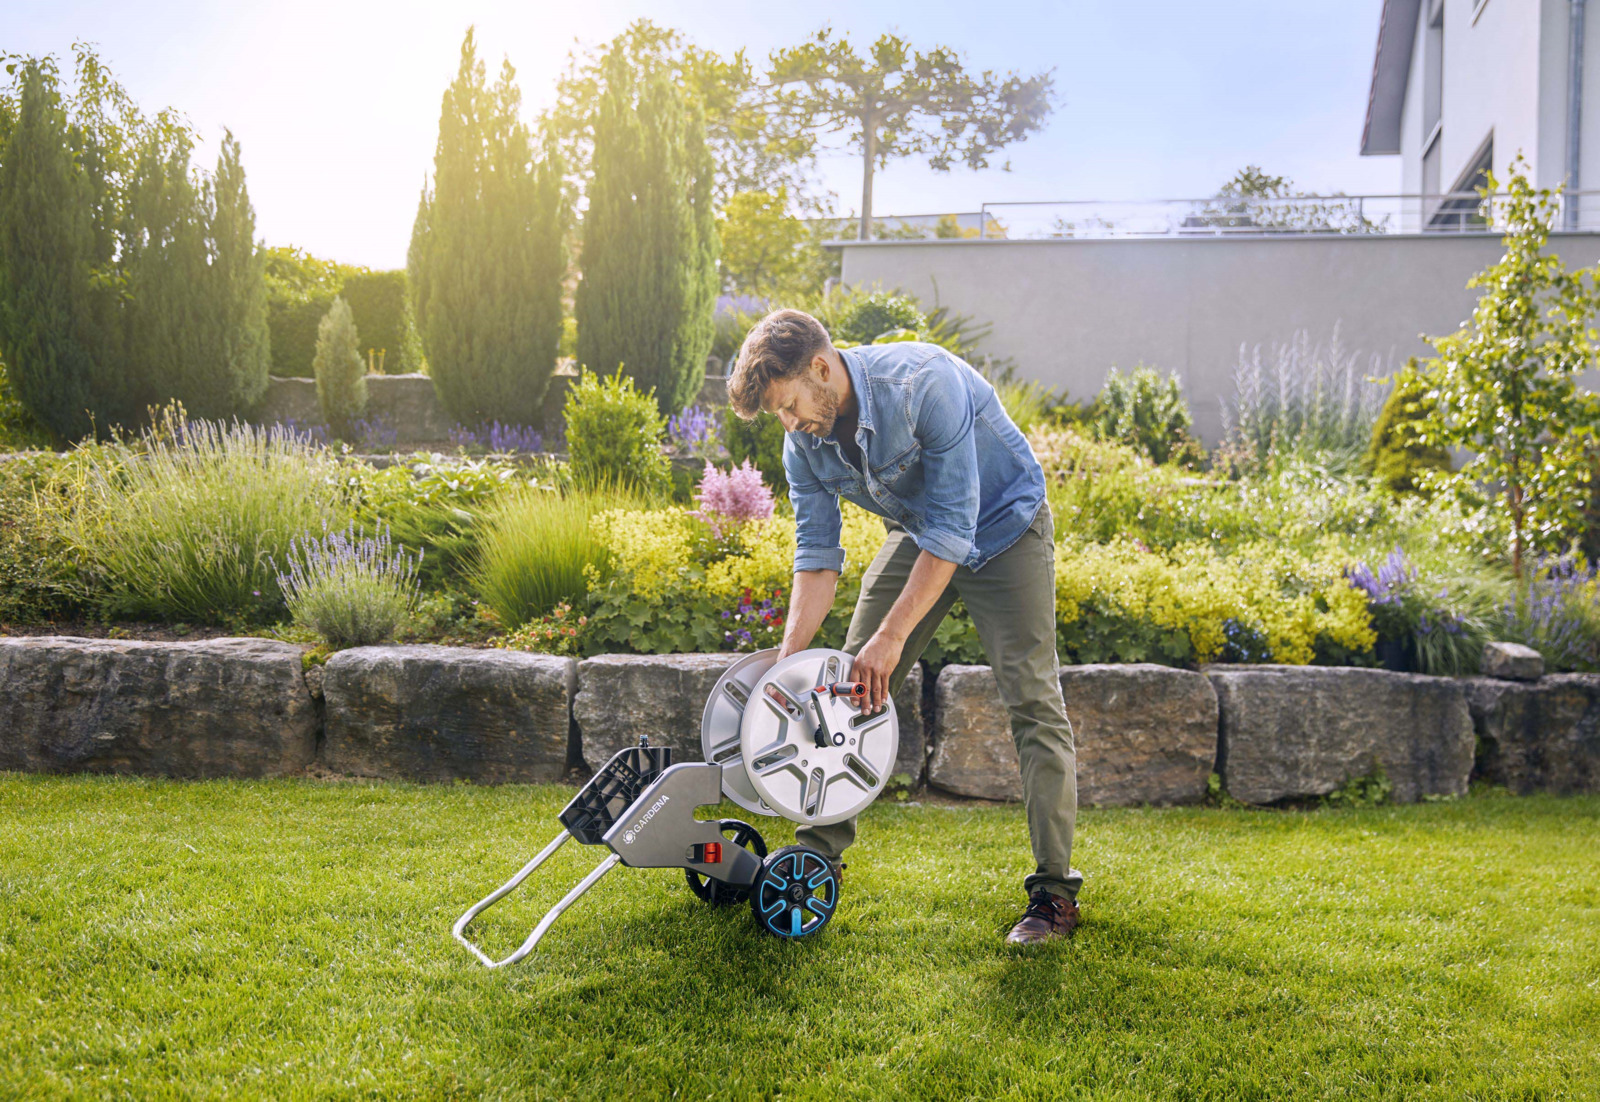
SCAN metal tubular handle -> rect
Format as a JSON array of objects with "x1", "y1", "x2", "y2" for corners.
[{"x1": 452, "y1": 831, "x2": 622, "y2": 969}]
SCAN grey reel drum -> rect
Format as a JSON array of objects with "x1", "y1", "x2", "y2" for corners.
[
  {"x1": 701, "y1": 648, "x2": 783, "y2": 817},
  {"x1": 739, "y1": 649, "x2": 898, "y2": 826}
]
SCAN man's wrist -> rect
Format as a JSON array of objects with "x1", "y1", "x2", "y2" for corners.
[{"x1": 873, "y1": 623, "x2": 909, "y2": 647}]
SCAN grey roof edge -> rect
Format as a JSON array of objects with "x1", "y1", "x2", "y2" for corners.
[{"x1": 1362, "y1": 0, "x2": 1423, "y2": 155}]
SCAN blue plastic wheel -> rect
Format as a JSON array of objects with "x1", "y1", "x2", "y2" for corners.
[{"x1": 750, "y1": 844, "x2": 838, "y2": 938}]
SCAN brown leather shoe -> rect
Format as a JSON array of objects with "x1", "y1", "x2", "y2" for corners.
[{"x1": 1005, "y1": 889, "x2": 1080, "y2": 946}]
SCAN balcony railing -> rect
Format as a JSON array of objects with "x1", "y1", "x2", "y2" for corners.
[{"x1": 967, "y1": 191, "x2": 1600, "y2": 240}]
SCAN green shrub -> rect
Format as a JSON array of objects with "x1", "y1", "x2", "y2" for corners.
[
  {"x1": 0, "y1": 454, "x2": 82, "y2": 622},
  {"x1": 276, "y1": 523, "x2": 422, "y2": 648},
  {"x1": 1093, "y1": 365, "x2": 1202, "y2": 467},
  {"x1": 0, "y1": 358, "x2": 52, "y2": 449},
  {"x1": 313, "y1": 297, "x2": 367, "y2": 434},
  {"x1": 723, "y1": 406, "x2": 787, "y2": 494},
  {"x1": 351, "y1": 457, "x2": 529, "y2": 589},
  {"x1": 61, "y1": 408, "x2": 351, "y2": 622},
  {"x1": 471, "y1": 484, "x2": 635, "y2": 627},
  {"x1": 339, "y1": 270, "x2": 422, "y2": 374},
  {"x1": 1365, "y1": 361, "x2": 1451, "y2": 493},
  {"x1": 830, "y1": 291, "x2": 926, "y2": 345},
  {"x1": 267, "y1": 294, "x2": 332, "y2": 377},
  {"x1": 564, "y1": 369, "x2": 670, "y2": 494}
]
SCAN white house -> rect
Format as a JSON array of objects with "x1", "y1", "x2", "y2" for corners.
[{"x1": 1361, "y1": 0, "x2": 1600, "y2": 228}]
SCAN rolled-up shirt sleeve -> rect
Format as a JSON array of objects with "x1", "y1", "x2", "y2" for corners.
[
  {"x1": 910, "y1": 357, "x2": 979, "y2": 566},
  {"x1": 784, "y1": 435, "x2": 846, "y2": 574}
]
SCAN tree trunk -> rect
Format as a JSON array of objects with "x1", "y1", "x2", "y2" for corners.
[{"x1": 858, "y1": 116, "x2": 876, "y2": 242}]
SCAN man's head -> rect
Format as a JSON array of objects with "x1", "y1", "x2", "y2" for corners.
[{"x1": 728, "y1": 309, "x2": 849, "y2": 438}]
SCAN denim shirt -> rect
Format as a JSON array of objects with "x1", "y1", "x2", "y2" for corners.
[{"x1": 785, "y1": 342, "x2": 1047, "y2": 574}]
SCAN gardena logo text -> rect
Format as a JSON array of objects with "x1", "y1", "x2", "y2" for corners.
[{"x1": 621, "y1": 794, "x2": 670, "y2": 844}]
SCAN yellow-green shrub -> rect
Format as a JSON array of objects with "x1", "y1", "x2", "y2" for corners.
[
  {"x1": 578, "y1": 501, "x2": 887, "y2": 654},
  {"x1": 1054, "y1": 539, "x2": 1374, "y2": 665}
]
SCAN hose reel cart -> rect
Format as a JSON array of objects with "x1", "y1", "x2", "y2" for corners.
[{"x1": 453, "y1": 648, "x2": 899, "y2": 967}]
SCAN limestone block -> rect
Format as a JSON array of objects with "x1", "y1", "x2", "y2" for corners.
[
  {"x1": 0, "y1": 637, "x2": 316, "y2": 778},
  {"x1": 322, "y1": 646, "x2": 575, "y2": 782}
]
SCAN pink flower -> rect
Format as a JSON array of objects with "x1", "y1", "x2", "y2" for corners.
[{"x1": 693, "y1": 460, "x2": 775, "y2": 538}]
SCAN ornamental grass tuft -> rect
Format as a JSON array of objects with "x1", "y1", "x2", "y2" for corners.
[
  {"x1": 276, "y1": 523, "x2": 423, "y2": 648},
  {"x1": 61, "y1": 408, "x2": 350, "y2": 622},
  {"x1": 471, "y1": 483, "x2": 638, "y2": 628}
]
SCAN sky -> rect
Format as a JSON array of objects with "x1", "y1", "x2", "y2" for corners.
[{"x1": 5, "y1": 0, "x2": 1398, "y2": 270}]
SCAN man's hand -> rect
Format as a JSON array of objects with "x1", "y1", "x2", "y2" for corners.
[{"x1": 850, "y1": 629, "x2": 904, "y2": 714}]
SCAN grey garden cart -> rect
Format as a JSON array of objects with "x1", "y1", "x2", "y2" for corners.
[{"x1": 453, "y1": 648, "x2": 899, "y2": 967}]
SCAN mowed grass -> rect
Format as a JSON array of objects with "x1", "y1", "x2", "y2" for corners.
[{"x1": 0, "y1": 778, "x2": 1596, "y2": 1100}]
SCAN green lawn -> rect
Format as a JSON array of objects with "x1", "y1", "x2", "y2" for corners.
[{"x1": 0, "y1": 778, "x2": 1596, "y2": 1100}]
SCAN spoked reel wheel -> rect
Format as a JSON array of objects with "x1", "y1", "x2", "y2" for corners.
[
  {"x1": 750, "y1": 844, "x2": 839, "y2": 939},
  {"x1": 701, "y1": 648, "x2": 782, "y2": 817},
  {"x1": 684, "y1": 819, "x2": 768, "y2": 906},
  {"x1": 739, "y1": 649, "x2": 898, "y2": 826}
]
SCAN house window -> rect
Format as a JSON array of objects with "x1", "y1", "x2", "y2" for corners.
[
  {"x1": 1423, "y1": 0, "x2": 1445, "y2": 139},
  {"x1": 1430, "y1": 135, "x2": 1492, "y2": 231}
]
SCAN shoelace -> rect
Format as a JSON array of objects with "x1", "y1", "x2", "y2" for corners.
[{"x1": 1020, "y1": 892, "x2": 1061, "y2": 923}]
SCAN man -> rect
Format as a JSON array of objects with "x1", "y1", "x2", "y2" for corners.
[{"x1": 727, "y1": 308, "x2": 1082, "y2": 947}]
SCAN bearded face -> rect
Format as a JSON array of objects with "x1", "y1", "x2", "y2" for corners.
[{"x1": 800, "y1": 372, "x2": 841, "y2": 438}]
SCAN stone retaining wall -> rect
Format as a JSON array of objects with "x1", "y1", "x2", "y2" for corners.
[
  {"x1": 2, "y1": 638, "x2": 1596, "y2": 802},
  {"x1": 927, "y1": 664, "x2": 1217, "y2": 805},
  {"x1": 253, "y1": 369, "x2": 731, "y2": 444},
  {"x1": 0, "y1": 637, "x2": 317, "y2": 778}
]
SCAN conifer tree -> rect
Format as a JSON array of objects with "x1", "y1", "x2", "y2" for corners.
[
  {"x1": 0, "y1": 61, "x2": 100, "y2": 440},
  {"x1": 409, "y1": 29, "x2": 568, "y2": 427},
  {"x1": 576, "y1": 47, "x2": 719, "y2": 415},
  {"x1": 122, "y1": 126, "x2": 215, "y2": 416},
  {"x1": 207, "y1": 131, "x2": 271, "y2": 412},
  {"x1": 313, "y1": 296, "x2": 366, "y2": 434}
]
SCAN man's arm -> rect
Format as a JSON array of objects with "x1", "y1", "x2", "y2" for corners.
[
  {"x1": 777, "y1": 568, "x2": 839, "y2": 658},
  {"x1": 850, "y1": 548, "x2": 956, "y2": 713}
]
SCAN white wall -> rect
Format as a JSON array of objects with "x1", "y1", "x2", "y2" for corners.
[
  {"x1": 838, "y1": 232, "x2": 1600, "y2": 443},
  {"x1": 1395, "y1": 0, "x2": 1600, "y2": 206}
]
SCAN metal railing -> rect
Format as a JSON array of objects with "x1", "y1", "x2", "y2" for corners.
[{"x1": 970, "y1": 191, "x2": 1600, "y2": 239}]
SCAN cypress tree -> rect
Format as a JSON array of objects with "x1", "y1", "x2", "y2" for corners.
[
  {"x1": 576, "y1": 47, "x2": 719, "y2": 415},
  {"x1": 313, "y1": 296, "x2": 366, "y2": 434},
  {"x1": 409, "y1": 30, "x2": 568, "y2": 428},
  {"x1": 207, "y1": 131, "x2": 271, "y2": 413},
  {"x1": 123, "y1": 125, "x2": 215, "y2": 417},
  {"x1": 0, "y1": 62, "x2": 100, "y2": 441}
]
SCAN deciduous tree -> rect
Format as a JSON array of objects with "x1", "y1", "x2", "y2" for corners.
[
  {"x1": 1418, "y1": 161, "x2": 1600, "y2": 575},
  {"x1": 768, "y1": 30, "x2": 1053, "y2": 241}
]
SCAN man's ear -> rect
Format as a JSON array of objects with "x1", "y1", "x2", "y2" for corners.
[{"x1": 812, "y1": 353, "x2": 832, "y2": 382}]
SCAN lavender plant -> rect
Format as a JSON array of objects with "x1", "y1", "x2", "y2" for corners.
[
  {"x1": 63, "y1": 413, "x2": 350, "y2": 622},
  {"x1": 276, "y1": 523, "x2": 423, "y2": 647},
  {"x1": 668, "y1": 405, "x2": 721, "y2": 459},
  {"x1": 1346, "y1": 546, "x2": 1486, "y2": 674},
  {"x1": 1499, "y1": 556, "x2": 1600, "y2": 671},
  {"x1": 449, "y1": 422, "x2": 545, "y2": 453},
  {"x1": 1221, "y1": 323, "x2": 1389, "y2": 472},
  {"x1": 349, "y1": 416, "x2": 397, "y2": 452},
  {"x1": 274, "y1": 419, "x2": 332, "y2": 448}
]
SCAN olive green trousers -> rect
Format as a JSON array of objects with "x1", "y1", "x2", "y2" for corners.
[{"x1": 795, "y1": 502, "x2": 1083, "y2": 901}]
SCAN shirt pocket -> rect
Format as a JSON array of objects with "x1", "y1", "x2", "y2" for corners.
[{"x1": 873, "y1": 443, "x2": 922, "y2": 492}]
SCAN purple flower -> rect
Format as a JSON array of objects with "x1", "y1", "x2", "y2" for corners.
[{"x1": 668, "y1": 405, "x2": 716, "y2": 451}]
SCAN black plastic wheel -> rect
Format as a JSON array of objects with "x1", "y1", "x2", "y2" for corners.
[
  {"x1": 749, "y1": 844, "x2": 839, "y2": 938},
  {"x1": 685, "y1": 819, "x2": 768, "y2": 906}
]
